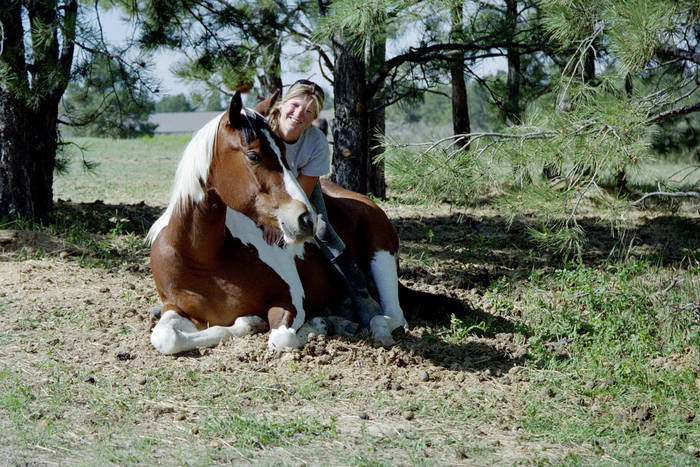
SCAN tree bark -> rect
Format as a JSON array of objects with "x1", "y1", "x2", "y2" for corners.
[
  {"x1": 0, "y1": 96, "x2": 59, "y2": 221},
  {"x1": 258, "y1": 9, "x2": 283, "y2": 96},
  {"x1": 504, "y1": 0, "x2": 521, "y2": 126},
  {"x1": 450, "y1": 1, "x2": 470, "y2": 140},
  {"x1": 331, "y1": 41, "x2": 367, "y2": 193},
  {"x1": 367, "y1": 38, "x2": 386, "y2": 198},
  {"x1": 0, "y1": 0, "x2": 76, "y2": 221}
]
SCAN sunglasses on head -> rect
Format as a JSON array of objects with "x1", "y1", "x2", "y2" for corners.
[{"x1": 292, "y1": 79, "x2": 325, "y2": 99}]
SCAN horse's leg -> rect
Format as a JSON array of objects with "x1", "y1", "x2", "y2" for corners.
[
  {"x1": 369, "y1": 250, "x2": 408, "y2": 332},
  {"x1": 267, "y1": 306, "x2": 303, "y2": 350},
  {"x1": 151, "y1": 307, "x2": 268, "y2": 355}
]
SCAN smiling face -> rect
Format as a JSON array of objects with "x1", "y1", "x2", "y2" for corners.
[{"x1": 276, "y1": 95, "x2": 318, "y2": 143}]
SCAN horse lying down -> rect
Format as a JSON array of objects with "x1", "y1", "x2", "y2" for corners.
[{"x1": 146, "y1": 92, "x2": 407, "y2": 355}]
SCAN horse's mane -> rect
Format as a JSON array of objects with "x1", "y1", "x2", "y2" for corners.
[{"x1": 146, "y1": 112, "x2": 224, "y2": 244}]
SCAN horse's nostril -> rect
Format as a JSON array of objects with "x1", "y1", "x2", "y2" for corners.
[{"x1": 298, "y1": 211, "x2": 314, "y2": 233}]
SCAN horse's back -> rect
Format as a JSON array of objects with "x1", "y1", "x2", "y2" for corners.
[{"x1": 320, "y1": 180, "x2": 399, "y2": 260}]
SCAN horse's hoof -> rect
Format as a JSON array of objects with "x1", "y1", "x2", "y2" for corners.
[
  {"x1": 356, "y1": 296, "x2": 383, "y2": 330},
  {"x1": 326, "y1": 316, "x2": 358, "y2": 336}
]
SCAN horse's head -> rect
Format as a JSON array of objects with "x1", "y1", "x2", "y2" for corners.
[{"x1": 208, "y1": 92, "x2": 315, "y2": 244}]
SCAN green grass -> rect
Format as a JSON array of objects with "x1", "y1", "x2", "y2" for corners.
[
  {"x1": 56, "y1": 134, "x2": 191, "y2": 205},
  {"x1": 474, "y1": 259, "x2": 700, "y2": 463}
]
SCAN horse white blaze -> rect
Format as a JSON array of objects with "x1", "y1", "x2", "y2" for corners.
[
  {"x1": 225, "y1": 208, "x2": 307, "y2": 331},
  {"x1": 260, "y1": 128, "x2": 316, "y2": 215},
  {"x1": 370, "y1": 250, "x2": 407, "y2": 331}
]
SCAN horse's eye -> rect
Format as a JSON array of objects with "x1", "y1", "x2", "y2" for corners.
[{"x1": 246, "y1": 151, "x2": 262, "y2": 164}]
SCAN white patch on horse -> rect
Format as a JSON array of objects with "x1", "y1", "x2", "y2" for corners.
[
  {"x1": 151, "y1": 309, "x2": 267, "y2": 355},
  {"x1": 147, "y1": 113, "x2": 224, "y2": 244},
  {"x1": 268, "y1": 325, "x2": 301, "y2": 350},
  {"x1": 260, "y1": 128, "x2": 316, "y2": 216},
  {"x1": 225, "y1": 208, "x2": 307, "y2": 330},
  {"x1": 370, "y1": 250, "x2": 407, "y2": 331}
]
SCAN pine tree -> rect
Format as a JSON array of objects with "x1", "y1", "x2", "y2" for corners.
[
  {"x1": 385, "y1": 0, "x2": 699, "y2": 252},
  {"x1": 0, "y1": 2, "x2": 158, "y2": 221}
]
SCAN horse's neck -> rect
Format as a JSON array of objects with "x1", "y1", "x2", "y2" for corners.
[{"x1": 168, "y1": 194, "x2": 227, "y2": 262}]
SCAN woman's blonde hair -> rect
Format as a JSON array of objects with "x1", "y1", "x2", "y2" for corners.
[{"x1": 268, "y1": 80, "x2": 325, "y2": 134}]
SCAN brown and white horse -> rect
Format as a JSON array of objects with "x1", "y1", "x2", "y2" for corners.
[{"x1": 147, "y1": 92, "x2": 406, "y2": 354}]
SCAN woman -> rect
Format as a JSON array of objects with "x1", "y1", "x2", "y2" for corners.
[{"x1": 265, "y1": 79, "x2": 381, "y2": 329}]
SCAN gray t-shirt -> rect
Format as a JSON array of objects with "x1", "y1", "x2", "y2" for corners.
[{"x1": 283, "y1": 126, "x2": 330, "y2": 177}]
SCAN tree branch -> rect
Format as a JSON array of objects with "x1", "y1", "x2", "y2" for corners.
[
  {"x1": 658, "y1": 45, "x2": 700, "y2": 66},
  {"x1": 367, "y1": 39, "x2": 541, "y2": 95},
  {"x1": 646, "y1": 101, "x2": 700, "y2": 124},
  {"x1": 631, "y1": 191, "x2": 700, "y2": 206}
]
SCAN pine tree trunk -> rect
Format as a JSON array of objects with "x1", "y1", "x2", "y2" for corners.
[
  {"x1": 0, "y1": 1, "x2": 73, "y2": 222},
  {"x1": 450, "y1": 0, "x2": 470, "y2": 142},
  {"x1": 367, "y1": 39, "x2": 386, "y2": 198},
  {"x1": 0, "y1": 94, "x2": 58, "y2": 221},
  {"x1": 260, "y1": 66, "x2": 282, "y2": 97},
  {"x1": 451, "y1": 65, "x2": 470, "y2": 136},
  {"x1": 331, "y1": 42, "x2": 367, "y2": 193},
  {"x1": 504, "y1": 0, "x2": 521, "y2": 126},
  {"x1": 259, "y1": 9, "x2": 283, "y2": 96}
]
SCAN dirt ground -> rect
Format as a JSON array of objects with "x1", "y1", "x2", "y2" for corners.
[{"x1": 0, "y1": 199, "x2": 697, "y2": 465}]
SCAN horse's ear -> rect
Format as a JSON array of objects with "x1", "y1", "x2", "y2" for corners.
[
  {"x1": 254, "y1": 89, "x2": 281, "y2": 117},
  {"x1": 227, "y1": 91, "x2": 244, "y2": 127}
]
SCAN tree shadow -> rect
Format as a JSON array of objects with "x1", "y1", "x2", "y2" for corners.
[
  {"x1": 392, "y1": 210, "x2": 700, "y2": 291},
  {"x1": 393, "y1": 330, "x2": 527, "y2": 374},
  {"x1": 51, "y1": 199, "x2": 163, "y2": 236}
]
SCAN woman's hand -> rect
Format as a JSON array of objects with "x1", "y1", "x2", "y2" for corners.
[{"x1": 263, "y1": 225, "x2": 284, "y2": 247}]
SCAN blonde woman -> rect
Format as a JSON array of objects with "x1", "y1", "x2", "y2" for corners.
[{"x1": 266, "y1": 79, "x2": 382, "y2": 329}]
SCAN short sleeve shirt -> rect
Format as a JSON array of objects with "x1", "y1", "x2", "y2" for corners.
[{"x1": 283, "y1": 126, "x2": 331, "y2": 178}]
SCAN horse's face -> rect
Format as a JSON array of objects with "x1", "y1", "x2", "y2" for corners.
[{"x1": 209, "y1": 92, "x2": 315, "y2": 243}]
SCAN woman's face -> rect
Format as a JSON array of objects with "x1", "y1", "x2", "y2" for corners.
[{"x1": 277, "y1": 95, "x2": 317, "y2": 143}]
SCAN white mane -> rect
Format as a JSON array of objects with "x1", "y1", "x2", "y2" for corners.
[{"x1": 146, "y1": 112, "x2": 225, "y2": 244}]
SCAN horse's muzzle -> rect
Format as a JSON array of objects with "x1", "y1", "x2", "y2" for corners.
[
  {"x1": 298, "y1": 211, "x2": 314, "y2": 237},
  {"x1": 278, "y1": 201, "x2": 315, "y2": 243}
]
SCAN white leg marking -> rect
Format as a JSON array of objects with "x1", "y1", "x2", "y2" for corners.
[
  {"x1": 370, "y1": 250, "x2": 408, "y2": 332},
  {"x1": 268, "y1": 325, "x2": 301, "y2": 350},
  {"x1": 228, "y1": 315, "x2": 269, "y2": 337},
  {"x1": 370, "y1": 315, "x2": 395, "y2": 347},
  {"x1": 151, "y1": 310, "x2": 268, "y2": 355}
]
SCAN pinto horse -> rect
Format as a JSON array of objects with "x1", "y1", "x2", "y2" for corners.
[{"x1": 147, "y1": 92, "x2": 406, "y2": 354}]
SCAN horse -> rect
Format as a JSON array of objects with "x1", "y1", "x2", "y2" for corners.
[{"x1": 146, "y1": 92, "x2": 406, "y2": 354}]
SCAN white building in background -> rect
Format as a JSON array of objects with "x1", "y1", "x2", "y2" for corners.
[{"x1": 148, "y1": 112, "x2": 223, "y2": 134}]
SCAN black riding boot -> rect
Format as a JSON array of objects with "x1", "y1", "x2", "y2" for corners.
[{"x1": 330, "y1": 248, "x2": 383, "y2": 329}]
